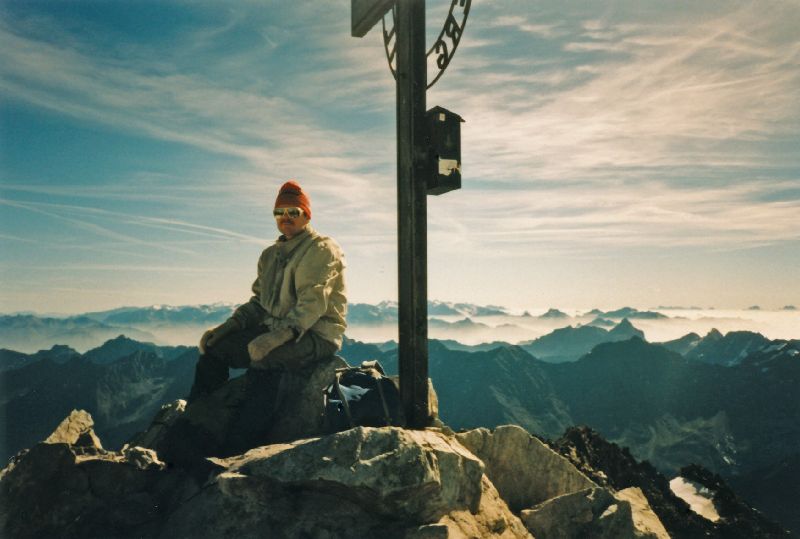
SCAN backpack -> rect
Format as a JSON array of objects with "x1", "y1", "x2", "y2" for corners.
[{"x1": 323, "y1": 360, "x2": 405, "y2": 433}]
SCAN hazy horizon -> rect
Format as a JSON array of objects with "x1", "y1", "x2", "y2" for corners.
[{"x1": 3, "y1": 302, "x2": 798, "y2": 352}]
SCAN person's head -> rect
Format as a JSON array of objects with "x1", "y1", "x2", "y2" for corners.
[{"x1": 274, "y1": 180, "x2": 311, "y2": 239}]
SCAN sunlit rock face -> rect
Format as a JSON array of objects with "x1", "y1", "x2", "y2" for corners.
[
  {"x1": 456, "y1": 424, "x2": 596, "y2": 511},
  {"x1": 0, "y1": 418, "x2": 531, "y2": 539},
  {"x1": 457, "y1": 425, "x2": 668, "y2": 539}
]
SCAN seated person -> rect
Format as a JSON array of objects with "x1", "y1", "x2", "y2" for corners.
[{"x1": 188, "y1": 180, "x2": 347, "y2": 402}]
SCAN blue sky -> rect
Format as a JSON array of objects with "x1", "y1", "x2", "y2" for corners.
[{"x1": 1, "y1": 0, "x2": 799, "y2": 313}]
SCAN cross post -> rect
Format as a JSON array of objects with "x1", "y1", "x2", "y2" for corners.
[{"x1": 394, "y1": 0, "x2": 430, "y2": 428}]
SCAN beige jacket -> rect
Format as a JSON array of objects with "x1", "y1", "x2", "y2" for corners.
[{"x1": 231, "y1": 225, "x2": 347, "y2": 349}]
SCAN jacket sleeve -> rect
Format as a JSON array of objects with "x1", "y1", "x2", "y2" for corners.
[
  {"x1": 230, "y1": 251, "x2": 267, "y2": 329},
  {"x1": 277, "y1": 240, "x2": 344, "y2": 336}
]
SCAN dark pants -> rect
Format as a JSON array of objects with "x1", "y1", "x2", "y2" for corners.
[{"x1": 188, "y1": 326, "x2": 337, "y2": 403}]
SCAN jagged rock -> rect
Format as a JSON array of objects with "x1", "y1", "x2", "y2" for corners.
[
  {"x1": 219, "y1": 427, "x2": 484, "y2": 522},
  {"x1": 458, "y1": 425, "x2": 667, "y2": 538},
  {"x1": 0, "y1": 412, "x2": 198, "y2": 539},
  {"x1": 553, "y1": 426, "x2": 789, "y2": 538},
  {"x1": 44, "y1": 409, "x2": 103, "y2": 449},
  {"x1": 160, "y1": 426, "x2": 529, "y2": 538},
  {"x1": 615, "y1": 487, "x2": 670, "y2": 538},
  {"x1": 455, "y1": 424, "x2": 596, "y2": 511},
  {"x1": 122, "y1": 446, "x2": 167, "y2": 471},
  {"x1": 520, "y1": 487, "x2": 640, "y2": 538},
  {"x1": 553, "y1": 425, "x2": 707, "y2": 537},
  {"x1": 426, "y1": 475, "x2": 532, "y2": 538},
  {"x1": 388, "y1": 374, "x2": 440, "y2": 421},
  {"x1": 127, "y1": 399, "x2": 186, "y2": 449},
  {"x1": 677, "y1": 464, "x2": 790, "y2": 537},
  {"x1": 147, "y1": 355, "x2": 348, "y2": 466}
]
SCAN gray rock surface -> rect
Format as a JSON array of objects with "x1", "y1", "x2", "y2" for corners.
[
  {"x1": 616, "y1": 487, "x2": 670, "y2": 538},
  {"x1": 2, "y1": 411, "x2": 533, "y2": 538},
  {"x1": 521, "y1": 487, "x2": 640, "y2": 539},
  {"x1": 0, "y1": 437, "x2": 197, "y2": 538},
  {"x1": 161, "y1": 426, "x2": 529, "y2": 538},
  {"x1": 127, "y1": 398, "x2": 186, "y2": 449},
  {"x1": 44, "y1": 409, "x2": 103, "y2": 449},
  {"x1": 220, "y1": 427, "x2": 484, "y2": 522},
  {"x1": 456, "y1": 424, "x2": 596, "y2": 511},
  {"x1": 145, "y1": 355, "x2": 348, "y2": 465}
]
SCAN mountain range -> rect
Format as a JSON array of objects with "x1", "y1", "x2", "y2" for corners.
[
  {"x1": 517, "y1": 318, "x2": 644, "y2": 363},
  {"x1": 0, "y1": 342, "x2": 197, "y2": 461},
  {"x1": 0, "y1": 314, "x2": 157, "y2": 354},
  {"x1": 1, "y1": 302, "x2": 694, "y2": 353},
  {"x1": 2, "y1": 313, "x2": 798, "y2": 532}
]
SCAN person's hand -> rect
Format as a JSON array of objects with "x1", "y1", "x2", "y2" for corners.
[
  {"x1": 198, "y1": 319, "x2": 240, "y2": 355},
  {"x1": 248, "y1": 327, "x2": 295, "y2": 364}
]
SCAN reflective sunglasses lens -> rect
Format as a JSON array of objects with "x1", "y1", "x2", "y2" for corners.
[{"x1": 273, "y1": 207, "x2": 302, "y2": 218}]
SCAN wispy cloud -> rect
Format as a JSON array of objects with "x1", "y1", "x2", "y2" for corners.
[
  {"x1": 0, "y1": 11, "x2": 393, "y2": 203},
  {"x1": 489, "y1": 15, "x2": 564, "y2": 39},
  {"x1": 0, "y1": 198, "x2": 266, "y2": 257},
  {"x1": 436, "y1": 3, "x2": 800, "y2": 184},
  {"x1": 1, "y1": 2, "x2": 798, "y2": 311}
]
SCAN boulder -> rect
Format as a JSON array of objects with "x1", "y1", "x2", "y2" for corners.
[
  {"x1": 459, "y1": 425, "x2": 668, "y2": 538},
  {"x1": 456, "y1": 424, "x2": 596, "y2": 511},
  {"x1": 0, "y1": 411, "x2": 197, "y2": 539},
  {"x1": 217, "y1": 426, "x2": 484, "y2": 522},
  {"x1": 44, "y1": 409, "x2": 103, "y2": 449},
  {"x1": 426, "y1": 475, "x2": 533, "y2": 538},
  {"x1": 127, "y1": 399, "x2": 186, "y2": 449},
  {"x1": 615, "y1": 487, "x2": 670, "y2": 538},
  {"x1": 160, "y1": 426, "x2": 530, "y2": 538},
  {"x1": 520, "y1": 487, "x2": 640, "y2": 539},
  {"x1": 144, "y1": 355, "x2": 348, "y2": 466}
]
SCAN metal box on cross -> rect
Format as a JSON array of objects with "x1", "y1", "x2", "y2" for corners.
[{"x1": 426, "y1": 106, "x2": 464, "y2": 195}]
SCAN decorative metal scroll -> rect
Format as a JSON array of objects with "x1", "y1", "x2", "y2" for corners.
[{"x1": 382, "y1": 0, "x2": 472, "y2": 89}]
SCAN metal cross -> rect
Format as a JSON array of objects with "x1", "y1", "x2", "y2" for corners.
[{"x1": 352, "y1": 0, "x2": 469, "y2": 428}]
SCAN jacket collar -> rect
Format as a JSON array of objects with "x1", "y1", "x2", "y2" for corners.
[{"x1": 276, "y1": 225, "x2": 315, "y2": 256}]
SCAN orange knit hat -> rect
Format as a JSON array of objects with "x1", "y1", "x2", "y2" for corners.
[{"x1": 274, "y1": 180, "x2": 311, "y2": 219}]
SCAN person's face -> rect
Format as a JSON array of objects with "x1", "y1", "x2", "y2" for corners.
[{"x1": 273, "y1": 206, "x2": 309, "y2": 239}]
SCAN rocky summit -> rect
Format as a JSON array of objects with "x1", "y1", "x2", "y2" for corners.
[{"x1": 0, "y1": 356, "x2": 788, "y2": 538}]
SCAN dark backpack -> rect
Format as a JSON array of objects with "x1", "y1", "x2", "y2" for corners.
[{"x1": 324, "y1": 360, "x2": 405, "y2": 433}]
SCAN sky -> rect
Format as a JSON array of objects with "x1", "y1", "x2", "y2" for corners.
[{"x1": 1, "y1": 0, "x2": 799, "y2": 314}]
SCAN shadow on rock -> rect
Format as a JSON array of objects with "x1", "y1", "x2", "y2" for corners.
[{"x1": 130, "y1": 354, "x2": 348, "y2": 469}]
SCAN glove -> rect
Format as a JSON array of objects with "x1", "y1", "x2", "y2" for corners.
[
  {"x1": 198, "y1": 319, "x2": 240, "y2": 355},
  {"x1": 248, "y1": 327, "x2": 295, "y2": 364}
]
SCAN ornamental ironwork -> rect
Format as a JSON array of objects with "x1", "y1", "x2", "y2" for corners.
[{"x1": 382, "y1": 0, "x2": 472, "y2": 89}]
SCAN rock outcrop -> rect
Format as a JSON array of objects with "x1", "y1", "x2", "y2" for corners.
[
  {"x1": 456, "y1": 424, "x2": 596, "y2": 511},
  {"x1": 0, "y1": 416, "x2": 195, "y2": 539},
  {"x1": 137, "y1": 355, "x2": 348, "y2": 466},
  {"x1": 161, "y1": 426, "x2": 530, "y2": 538},
  {"x1": 553, "y1": 426, "x2": 790, "y2": 538},
  {"x1": 521, "y1": 487, "x2": 639, "y2": 539},
  {"x1": 676, "y1": 464, "x2": 789, "y2": 538},
  {"x1": 12, "y1": 356, "x2": 776, "y2": 539},
  {"x1": 457, "y1": 425, "x2": 667, "y2": 538},
  {"x1": 1, "y1": 418, "x2": 532, "y2": 538},
  {"x1": 44, "y1": 409, "x2": 103, "y2": 449}
]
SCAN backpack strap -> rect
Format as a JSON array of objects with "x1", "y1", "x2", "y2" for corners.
[
  {"x1": 360, "y1": 360, "x2": 386, "y2": 376},
  {"x1": 368, "y1": 368, "x2": 393, "y2": 426},
  {"x1": 333, "y1": 369, "x2": 355, "y2": 428}
]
